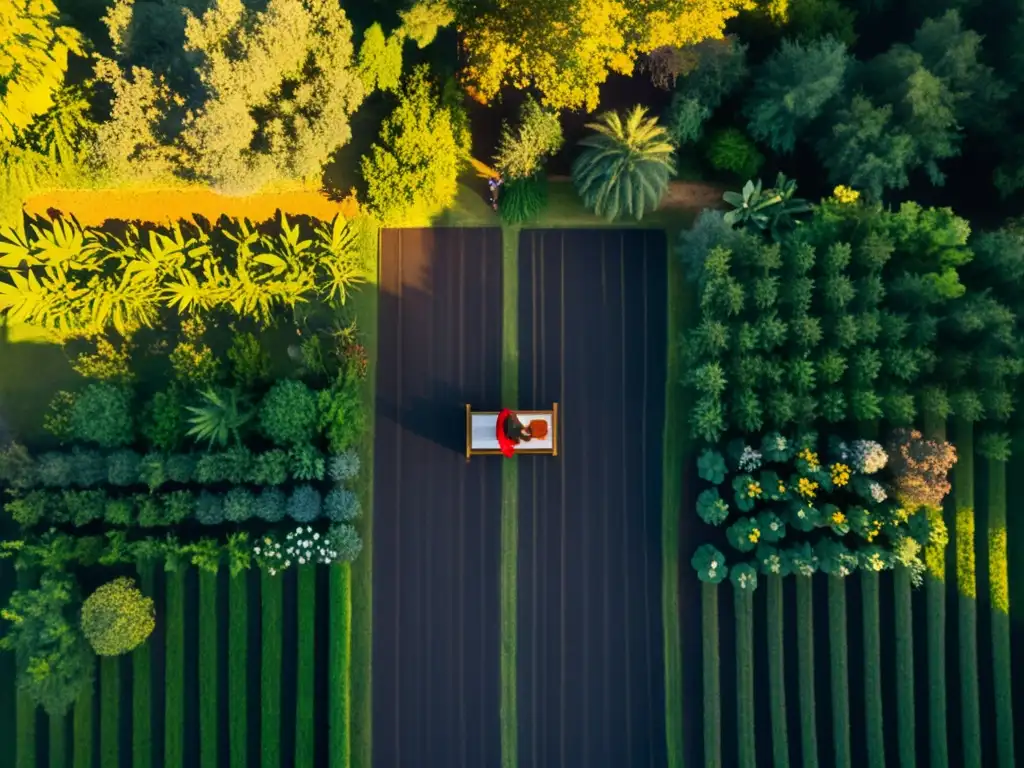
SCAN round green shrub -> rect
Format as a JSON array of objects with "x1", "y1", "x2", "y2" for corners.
[
  {"x1": 165, "y1": 454, "x2": 197, "y2": 484},
  {"x1": 37, "y1": 452, "x2": 74, "y2": 487},
  {"x1": 195, "y1": 491, "x2": 225, "y2": 525},
  {"x1": 81, "y1": 577, "x2": 155, "y2": 656},
  {"x1": 327, "y1": 450, "x2": 361, "y2": 483},
  {"x1": 325, "y1": 488, "x2": 361, "y2": 522},
  {"x1": 327, "y1": 523, "x2": 363, "y2": 561},
  {"x1": 289, "y1": 445, "x2": 325, "y2": 481},
  {"x1": 138, "y1": 453, "x2": 166, "y2": 492},
  {"x1": 104, "y1": 498, "x2": 134, "y2": 526},
  {"x1": 5, "y1": 491, "x2": 50, "y2": 526},
  {"x1": 260, "y1": 380, "x2": 318, "y2": 446},
  {"x1": 107, "y1": 450, "x2": 141, "y2": 487},
  {"x1": 706, "y1": 127, "x2": 764, "y2": 178},
  {"x1": 70, "y1": 383, "x2": 134, "y2": 448},
  {"x1": 195, "y1": 453, "x2": 225, "y2": 484},
  {"x1": 140, "y1": 387, "x2": 187, "y2": 452},
  {"x1": 317, "y1": 382, "x2": 365, "y2": 454},
  {"x1": 162, "y1": 491, "x2": 193, "y2": 525},
  {"x1": 287, "y1": 485, "x2": 322, "y2": 523},
  {"x1": 64, "y1": 490, "x2": 106, "y2": 526},
  {"x1": 135, "y1": 495, "x2": 163, "y2": 527},
  {"x1": 223, "y1": 487, "x2": 256, "y2": 523},
  {"x1": 219, "y1": 446, "x2": 253, "y2": 485},
  {"x1": 255, "y1": 488, "x2": 287, "y2": 523},
  {"x1": 70, "y1": 448, "x2": 107, "y2": 487},
  {"x1": 250, "y1": 449, "x2": 289, "y2": 485},
  {"x1": 692, "y1": 543, "x2": 728, "y2": 583}
]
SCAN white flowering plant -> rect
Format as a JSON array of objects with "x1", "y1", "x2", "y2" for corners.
[{"x1": 253, "y1": 525, "x2": 342, "y2": 575}]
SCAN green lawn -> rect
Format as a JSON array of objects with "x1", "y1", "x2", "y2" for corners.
[
  {"x1": 861, "y1": 571, "x2": 884, "y2": 768},
  {"x1": 73, "y1": 682, "x2": 92, "y2": 768},
  {"x1": 295, "y1": 565, "x2": 316, "y2": 768},
  {"x1": 164, "y1": 568, "x2": 185, "y2": 768},
  {"x1": 261, "y1": 571, "x2": 283, "y2": 768},
  {"x1": 766, "y1": 574, "x2": 789, "y2": 768},
  {"x1": 701, "y1": 583, "x2": 721, "y2": 768},
  {"x1": 827, "y1": 577, "x2": 850, "y2": 768},
  {"x1": 198, "y1": 568, "x2": 219, "y2": 768},
  {"x1": 329, "y1": 563, "x2": 352, "y2": 768},
  {"x1": 228, "y1": 572, "x2": 248, "y2": 768},
  {"x1": 734, "y1": 585, "x2": 755, "y2": 768},
  {"x1": 49, "y1": 712, "x2": 67, "y2": 768},
  {"x1": 795, "y1": 576, "x2": 817, "y2": 768},
  {"x1": 894, "y1": 566, "x2": 916, "y2": 767},
  {"x1": 100, "y1": 657, "x2": 120, "y2": 767},
  {"x1": 133, "y1": 563, "x2": 154, "y2": 768}
]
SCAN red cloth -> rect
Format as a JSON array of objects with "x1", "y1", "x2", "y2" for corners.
[{"x1": 496, "y1": 409, "x2": 516, "y2": 458}]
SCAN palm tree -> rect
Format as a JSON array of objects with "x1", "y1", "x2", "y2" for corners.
[
  {"x1": 186, "y1": 389, "x2": 252, "y2": 449},
  {"x1": 571, "y1": 106, "x2": 676, "y2": 221}
]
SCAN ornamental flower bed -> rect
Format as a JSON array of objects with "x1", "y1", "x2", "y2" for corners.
[{"x1": 693, "y1": 430, "x2": 950, "y2": 582}]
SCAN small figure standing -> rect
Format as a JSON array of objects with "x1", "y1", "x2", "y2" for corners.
[
  {"x1": 488, "y1": 175, "x2": 504, "y2": 211},
  {"x1": 504, "y1": 411, "x2": 533, "y2": 443}
]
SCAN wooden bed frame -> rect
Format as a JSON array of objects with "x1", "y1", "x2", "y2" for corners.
[{"x1": 465, "y1": 403, "x2": 559, "y2": 460}]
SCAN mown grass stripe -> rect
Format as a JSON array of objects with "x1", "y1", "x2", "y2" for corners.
[
  {"x1": 828, "y1": 577, "x2": 851, "y2": 768},
  {"x1": 766, "y1": 574, "x2": 790, "y2": 768},
  {"x1": 50, "y1": 712, "x2": 67, "y2": 768},
  {"x1": 861, "y1": 571, "x2": 884, "y2": 768},
  {"x1": 953, "y1": 418, "x2": 980, "y2": 768},
  {"x1": 735, "y1": 585, "x2": 755, "y2": 768},
  {"x1": 262, "y1": 571, "x2": 283, "y2": 768},
  {"x1": 986, "y1": 458, "x2": 1015, "y2": 768},
  {"x1": 795, "y1": 576, "x2": 817, "y2": 768},
  {"x1": 922, "y1": 415, "x2": 948, "y2": 768},
  {"x1": 164, "y1": 567, "x2": 185, "y2": 768},
  {"x1": 295, "y1": 565, "x2": 316, "y2": 768},
  {"x1": 894, "y1": 566, "x2": 916, "y2": 768},
  {"x1": 701, "y1": 582, "x2": 721, "y2": 768},
  {"x1": 100, "y1": 657, "x2": 119, "y2": 768},
  {"x1": 329, "y1": 563, "x2": 351, "y2": 768},
  {"x1": 73, "y1": 675, "x2": 93, "y2": 768},
  {"x1": 228, "y1": 572, "x2": 248, "y2": 768},
  {"x1": 198, "y1": 568, "x2": 218, "y2": 768},
  {"x1": 16, "y1": 569, "x2": 36, "y2": 768},
  {"x1": 133, "y1": 563, "x2": 154, "y2": 768}
]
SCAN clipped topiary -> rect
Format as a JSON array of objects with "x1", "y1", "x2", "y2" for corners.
[
  {"x1": 325, "y1": 488, "x2": 361, "y2": 522},
  {"x1": 260, "y1": 380, "x2": 318, "y2": 446},
  {"x1": 255, "y1": 488, "x2": 287, "y2": 523},
  {"x1": 70, "y1": 383, "x2": 134, "y2": 448},
  {"x1": 107, "y1": 450, "x2": 141, "y2": 487},
  {"x1": 81, "y1": 577, "x2": 155, "y2": 656},
  {"x1": 327, "y1": 450, "x2": 361, "y2": 483},
  {"x1": 287, "y1": 485, "x2": 322, "y2": 523},
  {"x1": 223, "y1": 487, "x2": 256, "y2": 523},
  {"x1": 194, "y1": 491, "x2": 225, "y2": 525},
  {"x1": 328, "y1": 523, "x2": 363, "y2": 561}
]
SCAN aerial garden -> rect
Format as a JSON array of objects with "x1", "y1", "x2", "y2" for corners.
[{"x1": 2, "y1": 0, "x2": 1024, "y2": 766}]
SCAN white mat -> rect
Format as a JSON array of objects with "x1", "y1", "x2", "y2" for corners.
[{"x1": 470, "y1": 412, "x2": 554, "y2": 451}]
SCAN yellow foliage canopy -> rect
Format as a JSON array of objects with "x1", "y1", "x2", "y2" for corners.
[{"x1": 458, "y1": 0, "x2": 754, "y2": 111}]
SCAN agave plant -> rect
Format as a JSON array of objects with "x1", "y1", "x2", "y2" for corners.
[
  {"x1": 723, "y1": 173, "x2": 811, "y2": 239},
  {"x1": 186, "y1": 389, "x2": 252, "y2": 449},
  {"x1": 571, "y1": 106, "x2": 676, "y2": 221}
]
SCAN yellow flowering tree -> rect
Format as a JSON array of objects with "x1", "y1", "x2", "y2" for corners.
[{"x1": 81, "y1": 577, "x2": 156, "y2": 656}]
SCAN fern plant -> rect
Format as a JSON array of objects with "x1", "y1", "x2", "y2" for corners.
[
  {"x1": 571, "y1": 106, "x2": 676, "y2": 221},
  {"x1": 185, "y1": 389, "x2": 252, "y2": 449}
]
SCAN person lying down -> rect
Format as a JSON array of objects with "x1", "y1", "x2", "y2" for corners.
[{"x1": 504, "y1": 412, "x2": 549, "y2": 443}]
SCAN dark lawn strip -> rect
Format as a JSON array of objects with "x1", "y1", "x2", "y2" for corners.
[
  {"x1": 73, "y1": 673, "x2": 93, "y2": 768},
  {"x1": 133, "y1": 563, "x2": 155, "y2": 768},
  {"x1": 16, "y1": 570, "x2": 36, "y2": 768},
  {"x1": 986, "y1": 458, "x2": 1015, "y2": 768},
  {"x1": 295, "y1": 564, "x2": 316, "y2": 768},
  {"x1": 828, "y1": 577, "x2": 850, "y2": 768},
  {"x1": 164, "y1": 567, "x2": 185, "y2": 768},
  {"x1": 702, "y1": 583, "x2": 721, "y2": 768},
  {"x1": 50, "y1": 712, "x2": 67, "y2": 768},
  {"x1": 100, "y1": 657, "x2": 119, "y2": 768},
  {"x1": 198, "y1": 568, "x2": 218, "y2": 768},
  {"x1": 329, "y1": 563, "x2": 351, "y2": 768},
  {"x1": 795, "y1": 576, "x2": 817, "y2": 768},
  {"x1": 861, "y1": 571, "x2": 884, "y2": 768},
  {"x1": 766, "y1": 574, "x2": 790, "y2": 768},
  {"x1": 261, "y1": 571, "x2": 283, "y2": 768},
  {"x1": 735, "y1": 586, "x2": 755, "y2": 768},
  {"x1": 0, "y1": 563, "x2": 15, "y2": 768},
  {"x1": 228, "y1": 571, "x2": 248, "y2": 768},
  {"x1": 894, "y1": 566, "x2": 916, "y2": 767},
  {"x1": 923, "y1": 416, "x2": 948, "y2": 768}
]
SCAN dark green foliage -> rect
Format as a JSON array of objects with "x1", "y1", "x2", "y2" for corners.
[
  {"x1": 289, "y1": 445, "x2": 325, "y2": 481},
  {"x1": 141, "y1": 387, "x2": 187, "y2": 452},
  {"x1": 665, "y1": 35, "x2": 748, "y2": 144},
  {"x1": 327, "y1": 450, "x2": 360, "y2": 483},
  {"x1": 6, "y1": 490, "x2": 49, "y2": 526},
  {"x1": 498, "y1": 174, "x2": 548, "y2": 225},
  {"x1": 70, "y1": 448, "x2": 107, "y2": 487},
  {"x1": 255, "y1": 488, "x2": 287, "y2": 523},
  {"x1": 164, "y1": 568, "x2": 184, "y2": 768},
  {"x1": 195, "y1": 454, "x2": 223, "y2": 485},
  {"x1": 64, "y1": 490, "x2": 105, "y2": 526},
  {"x1": 69, "y1": 384, "x2": 134, "y2": 447},
  {"x1": 0, "y1": 442, "x2": 36, "y2": 489},
  {"x1": 162, "y1": 491, "x2": 192, "y2": 525},
  {"x1": 198, "y1": 569, "x2": 218, "y2": 768},
  {"x1": 165, "y1": 454, "x2": 196, "y2": 484},
  {"x1": 328, "y1": 523, "x2": 363, "y2": 561},
  {"x1": 766, "y1": 575, "x2": 790, "y2": 768},
  {"x1": 107, "y1": 450, "x2": 141, "y2": 487},
  {"x1": 261, "y1": 380, "x2": 318, "y2": 446},
  {"x1": 706, "y1": 128, "x2": 763, "y2": 178},
  {"x1": 287, "y1": 486, "x2": 322, "y2": 523},
  {"x1": 104, "y1": 498, "x2": 133, "y2": 526},
  {"x1": 701, "y1": 583, "x2": 721, "y2": 766},
  {"x1": 195, "y1": 492, "x2": 225, "y2": 525},
  {"x1": 786, "y1": 0, "x2": 857, "y2": 46},
  {"x1": 227, "y1": 333, "x2": 270, "y2": 388},
  {"x1": 295, "y1": 565, "x2": 315, "y2": 767},
  {"x1": 894, "y1": 566, "x2": 916, "y2": 766},
  {"x1": 318, "y1": 378, "x2": 366, "y2": 454},
  {"x1": 138, "y1": 453, "x2": 166, "y2": 492},
  {"x1": 187, "y1": 389, "x2": 252, "y2": 449},
  {"x1": 228, "y1": 573, "x2": 247, "y2": 768},
  {"x1": 135, "y1": 495, "x2": 163, "y2": 528},
  {"x1": 37, "y1": 452, "x2": 74, "y2": 487},
  {"x1": 795, "y1": 576, "x2": 818, "y2": 767},
  {"x1": 325, "y1": 488, "x2": 361, "y2": 522},
  {"x1": 224, "y1": 488, "x2": 256, "y2": 523},
  {"x1": 664, "y1": 95, "x2": 710, "y2": 145},
  {"x1": 251, "y1": 450, "x2": 290, "y2": 485},
  {"x1": 261, "y1": 571, "x2": 282, "y2": 768},
  {"x1": 219, "y1": 446, "x2": 253, "y2": 485}
]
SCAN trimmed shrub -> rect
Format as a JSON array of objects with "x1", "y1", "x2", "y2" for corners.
[
  {"x1": 105, "y1": 497, "x2": 134, "y2": 526},
  {"x1": 81, "y1": 577, "x2": 156, "y2": 656},
  {"x1": 260, "y1": 380, "x2": 318, "y2": 446},
  {"x1": 498, "y1": 174, "x2": 548, "y2": 225},
  {"x1": 706, "y1": 127, "x2": 764, "y2": 178},
  {"x1": 195, "y1": 453, "x2": 224, "y2": 484},
  {"x1": 250, "y1": 450, "x2": 289, "y2": 486},
  {"x1": 289, "y1": 445, "x2": 326, "y2": 481},
  {"x1": 37, "y1": 452, "x2": 74, "y2": 487},
  {"x1": 163, "y1": 491, "x2": 193, "y2": 525},
  {"x1": 64, "y1": 489, "x2": 106, "y2": 526},
  {"x1": 70, "y1": 383, "x2": 134, "y2": 447},
  {"x1": 136, "y1": 495, "x2": 164, "y2": 527},
  {"x1": 70, "y1": 448, "x2": 108, "y2": 487},
  {"x1": 141, "y1": 387, "x2": 187, "y2": 452},
  {"x1": 287, "y1": 486, "x2": 322, "y2": 523},
  {"x1": 325, "y1": 488, "x2": 361, "y2": 522},
  {"x1": 138, "y1": 453, "x2": 166, "y2": 492},
  {"x1": 224, "y1": 488, "x2": 256, "y2": 523},
  {"x1": 6, "y1": 490, "x2": 50, "y2": 526},
  {"x1": 195, "y1": 491, "x2": 225, "y2": 526},
  {"x1": 0, "y1": 441, "x2": 37, "y2": 489},
  {"x1": 227, "y1": 333, "x2": 270, "y2": 387},
  {"x1": 255, "y1": 488, "x2": 287, "y2": 523},
  {"x1": 327, "y1": 451, "x2": 360, "y2": 483},
  {"x1": 219, "y1": 446, "x2": 253, "y2": 485},
  {"x1": 317, "y1": 382, "x2": 365, "y2": 455},
  {"x1": 165, "y1": 454, "x2": 197, "y2": 484},
  {"x1": 328, "y1": 523, "x2": 363, "y2": 561},
  {"x1": 107, "y1": 450, "x2": 141, "y2": 486}
]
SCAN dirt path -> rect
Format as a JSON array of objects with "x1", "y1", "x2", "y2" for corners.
[{"x1": 547, "y1": 176, "x2": 727, "y2": 213}]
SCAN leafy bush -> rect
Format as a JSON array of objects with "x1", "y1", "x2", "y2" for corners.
[
  {"x1": 195, "y1": 453, "x2": 224, "y2": 484},
  {"x1": 227, "y1": 333, "x2": 270, "y2": 388},
  {"x1": 104, "y1": 498, "x2": 133, "y2": 526},
  {"x1": 357, "y1": 22, "x2": 403, "y2": 92},
  {"x1": 70, "y1": 448, "x2": 107, "y2": 487},
  {"x1": 81, "y1": 577, "x2": 155, "y2": 656},
  {"x1": 69, "y1": 383, "x2": 134, "y2": 447},
  {"x1": 327, "y1": 450, "x2": 361, "y2": 483},
  {"x1": 318, "y1": 380, "x2": 365, "y2": 454},
  {"x1": 287, "y1": 486, "x2": 322, "y2": 523},
  {"x1": 165, "y1": 454, "x2": 197, "y2": 484},
  {"x1": 169, "y1": 331, "x2": 221, "y2": 388},
  {"x1": 64, "y1": 490, "x2": 105, "y2": 526},
  {"x1": 135, "y1": 495, "x2": 163, "y2": 527},
  {"x1": 665, "y1": 95, "x2": 711, "y2": 145},
  {"x1": 195, "y1": 492, "x2": 225, "y2": 526},
  {"x1": 499, "y1": 174, "x2": 548, "y2": 225},
  {"x1": 325, "y1": 488, "x2": 361, "y2": 522},
  {"x1": 224, "y1": 488, "x2": 256, "y2": 523},
  {"x1": 260, "y1": 380, "x2": 318, "y2": 447},
  {"x1": 106, "y1": 450, "x2": 140, "y2": 487},
  {"x1": 6, "y1": 491, "x2": 50, "y2": 526},
  {"x1": 692, "y1": 543, "x2": 729, "y2": 583},
  {"x1": 163, "y1": 491, "x2": 193, "y2": 525},
  {"x1": 706, "y1": 127, "x2": 764, "y2": 178},
  {"x1": 289, "y1": 445, "x2": 326, "y2": 481},
  {"x1": 71, "y1": 338, "x2": 134, "y2": 383},
  {"x1": 138, "y1": 453, "x2": 166, "y2": 492},
  {"x1": 219, "y1": 446, "x2": 253, "y2": 485},
  {"x1": 697, "y1": 488, "x2": 730, "y2": 525},
  {"x1": 37, "y1": 452, "x2": 74, "y2": 487},
  {"x1": 886, "y1": 428, "x2": 957, "y2": 508},
  {"x1": 141, "y1": 387, "x2": 187, "y2": 452},
  {"x1": 255, "y1": 488, "x2": 287, "y2": 523},
  {"x1": 250, "y1": 450, "x2": 289, "y2": 486},
  {"x1": 328, "y1": 523, "x2": 363, "y2": 561},
  {"x1": 698, "y1": 450, "x2": 727, "y2": 484},
  {"x1": 43, "y1": 391, "x2": 76, "y2": 441},
  {"x1": 494, "y1": 96, "x2": 563, "y2": 179},
  {"x1": 0, "y1": 442, "x2": 36, "y2": 489}
]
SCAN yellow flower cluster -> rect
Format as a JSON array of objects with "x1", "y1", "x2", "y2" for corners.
[
  {"x1": 747, "y1": 481, "x2": 763, "y2": 498},
  {"x1": 893, "y1": 507, "x2": 910, "y2": 524},
  {"x1": 777, "y1": 481, "x2": 786, "y2": 494},
  {"x1": 865, "y1": 518, "x2": 883, "y2": 542},
  {"x1": 797, "y1": 477, "x2": 819, "y2": 499},
  {"x1": 797, "y1": 448, "x2": 820, "y2": 471},
  {"x1": 830, "y1": 463, "x2": 851, "y2": 487},
  {"x1": 831, "y1": 510, "x2": 847, "y2": 525},
  {"x1": 833, "y1": 185, "x2": 860, "y2": 204},
  {"x1": 748, "y1": 528, "x2": 761, "y2": 543}
]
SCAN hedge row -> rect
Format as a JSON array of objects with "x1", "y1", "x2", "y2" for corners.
[
  {"x1": 229, "y1": 573, "x2": 248, "y2": 768},
  {"x1": 860, "y1": 571, "x2": 884, "y2": 768},
  {"x1": 199, "y1": 568, "x2": 219, "y2": 768},
  {"x1": 701, "y1": 582, "x2": 721, "y2": 768},
  {"x1": 828, "y1": 577, "x2": 851, "y2": 768},
  {"x1": 894, "y1": 565, "x2": 916, "y2": 767},
  {"x1": 164, "y1": 568, "x2": 185, "y2": 768},
  {"x1": 295, "y1": 565, "x2": 316, "y2": 768},
  {"x1": 73, "y1": 683, "x2": 92, "y2": 768},
  {"x1": 100, "y1": 657, "x2": 120, "y2": 768},
  {"x1": 261, "y1": 571, "x2": 283, "y2": 768},
  {"x1": 766, "y1": 575, "x2": 790, "y2": 768},
  {"x1": 954, "y1": 419, "x2": 981, "y2": 768},
  {"x1": 987, "y1": 458, "x2": 1016, "y2": 768},
  {"x1": 734, "y1": 585, "x2": 755, "y2": 768},
  {"x1": 132, "y1": 563, "x2": 155, "y2": 768},
  {"x1": 795, "y1": 576, "x2": 817, "y2": 768}
]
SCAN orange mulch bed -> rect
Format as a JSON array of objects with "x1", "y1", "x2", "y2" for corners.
[{"x1": 23, "y1": 188, "x2": 360, "y2": 227}]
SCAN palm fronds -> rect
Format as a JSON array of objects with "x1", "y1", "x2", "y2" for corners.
[{"x1": 186, "y1": 389, "x2": 252, "y2": 449}]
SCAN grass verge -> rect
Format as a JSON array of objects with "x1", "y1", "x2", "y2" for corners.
[
  {"x1": 50, "y1": 712, "x2": 67, "y2": 768},
  {"x1": 164, "y1": 567, "x2": 185, "y2": 768},
  {"x1": 795, "y1": 576, "x2": 817, "y2": 768},
  {"x1": 766, "y1": 574, "x2": 789, "y2": 768},
  {"x1": 73, "y1": 681, "x2": 93, "y2": 768},
  {"x1": 228, "y1": 572, "x2": 248, "y2": 768},
  {"x1": 987, "y1": 457, "x2": 1015, "y2": 768},
  {"x1": 133, "y1": 563, "x2": 155, "y2": 768},
  {"x1": 261, "y1": 571, "x2": 283, "y2": 768},
  {"x1": 100, "y1": 657, "x2": 119, "y2": 768},
  {"x1": 198, "y1": 568, "x2": 218, "y2": 768},
  {"x1": 701, "y1": 583, "x2": 721, "y2": 767},
  {"x1": 953, "y1": 418, "x2": 981, "y2": 768},
  {"x1": 894, "y1": 565, "x2": 916, "y2": 767},
  {"x1": 861, "y1": 570, "x2": 884, "y2": 768},
  {"x1": 329, "y1": 563, "x2": 352, "y2": 768},
  {"x1": 295, "y1": 564, "x2": 316, "y2": 768},
  {"x1": 735, "y1": 585, "x2": 755, "y2": 768},
  {"x1": 923, "y1": 416, "x2": 948, "y2": 768},
  {"x1": 828, "y1": 577, "x2": 850, "y2": 768},
  {"x1": 500, "y1": 224, "x2": 519, "y2": 768}
]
